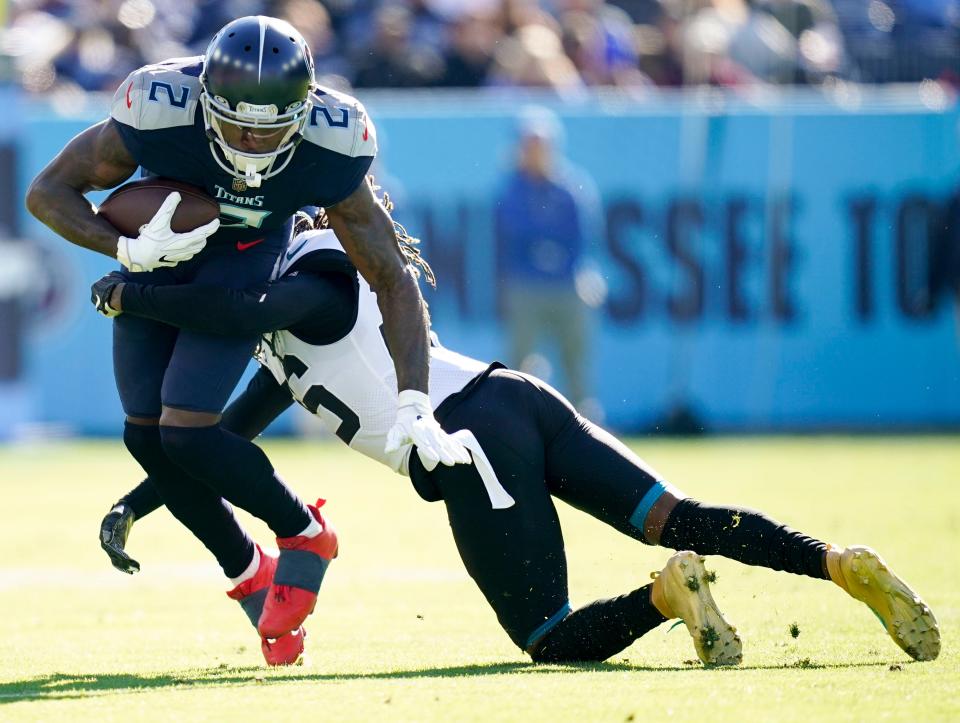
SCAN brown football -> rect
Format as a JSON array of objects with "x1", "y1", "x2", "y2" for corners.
[{"x1": 97, "y1": 178, "x2": 220, "y2": 237}]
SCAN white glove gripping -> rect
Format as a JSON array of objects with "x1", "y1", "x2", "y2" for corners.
[
  {"x1": 385, "y1": 390, "x2": 472, "y2": 471},
  {"x1": 115, "y1": 192, "x2": 219, "y2": 272}
]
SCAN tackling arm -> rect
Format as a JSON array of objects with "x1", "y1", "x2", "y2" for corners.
[
  {"x1": 102, "y1": 272, "x2": 355, "y2": 337},
  {"x1": 325, "y1": 178, "x2": 430, "y2": 393},
  {"x1": 25, "y1": 120, "x2": 138, "y2": 258},
  {"x1": 324, "y1": 179, "x2": 470, "y2": 469}
]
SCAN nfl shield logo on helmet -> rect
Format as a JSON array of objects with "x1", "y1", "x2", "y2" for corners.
[{"x1": 232, "y1": 178, "x2": 247, "y2": 192}]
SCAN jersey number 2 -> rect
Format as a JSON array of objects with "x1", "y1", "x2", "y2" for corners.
[{"x1": 282, "y1": 354, "x2": 360, "y2": 444}]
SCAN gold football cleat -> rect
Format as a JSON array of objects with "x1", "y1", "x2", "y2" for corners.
[
  {"x1": 652, "y1": 551, "x2": 742, "y2": 667},
  {"x1": 826, "y1": 545, "x2": 940, "y2": 661}
]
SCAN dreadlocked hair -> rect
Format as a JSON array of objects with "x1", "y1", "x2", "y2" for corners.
[{"x1": 294, "y1": 176, "x2": 436, "y2": 288}]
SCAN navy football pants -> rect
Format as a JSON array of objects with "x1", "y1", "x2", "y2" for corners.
[{"x1": 112, "y1": 226, "x2": 286, "y2": 416}]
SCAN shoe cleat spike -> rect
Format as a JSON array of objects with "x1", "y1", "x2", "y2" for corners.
[
  {"x1": 860, "y1": 577, "x2": 870, "y2": 585},
  {"x1": 853, "y1": 552, "x2": 862, "y2": 559},
  {"x1": 851, "y1": 562, "x2": 860, "y2": 573}
]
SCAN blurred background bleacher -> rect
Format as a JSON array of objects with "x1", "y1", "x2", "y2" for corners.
[
  {"x1": 4, "y1": 0, "x2": 960, "y2": 95},
  {"x1": 0, "y1": 0, "x2": 959, "y2": 438}
]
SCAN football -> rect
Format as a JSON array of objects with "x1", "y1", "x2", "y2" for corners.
[{"x1": 97, "y1": 178, "x2": 221, "y2": 238}]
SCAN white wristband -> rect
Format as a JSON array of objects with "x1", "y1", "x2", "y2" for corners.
[{"x1": 397, "y1": 389, "x2": 432, "y2": 414}]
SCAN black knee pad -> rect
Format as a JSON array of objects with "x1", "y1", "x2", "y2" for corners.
[
  {"x1": 159, "y1": 425, "x2": 217, "y2": 474},
  {"x1": 158, "y1": 424, "x2": 277, "y2": 509},
  {"x1": 123, "y1": 423, "x2": 167, "y2": 475}
]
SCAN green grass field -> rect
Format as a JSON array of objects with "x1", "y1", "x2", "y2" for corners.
[{"x1": 0, "y1": 437, "x2": 957, "y2": 722}]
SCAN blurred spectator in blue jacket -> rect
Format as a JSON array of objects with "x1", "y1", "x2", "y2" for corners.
[
  {"x1": 559, "y1": 2, "x2": 650, "y2": 86},
  {"x1": 494, "y1": 106, "x2": 605, "y2": 411},
  {"x1": 352, "y1": 3, "x2": 445, "y2": 87}
]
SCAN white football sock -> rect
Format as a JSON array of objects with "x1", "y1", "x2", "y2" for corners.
[
  {"x1": 297, "y1": 515, "x2": 322, "y2": 538},
  {"x1": 229, "y1": 545, "x2": 260, "y2": 587}
]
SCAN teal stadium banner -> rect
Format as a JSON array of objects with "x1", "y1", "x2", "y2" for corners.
[{"x1": 14, "y1": 89, "x2": 960, "y2": 435}]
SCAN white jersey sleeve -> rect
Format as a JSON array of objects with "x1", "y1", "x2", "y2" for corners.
[
  {"x1": 301, "y1": 86, "x2": 377, "y2": 159},
  {"x1": 110, "y1": 57, "x2": 201, "y2": 131},
  {"x1": 261, "y1": 229, "x2": 487, "y2": 475}
]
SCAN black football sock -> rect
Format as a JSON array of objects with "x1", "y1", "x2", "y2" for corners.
[
  {"x1": 159, "y1": 424, "x2": 311, "y2": 538},
  {"x1": 659, "y1": 499, "x2": 830, "y2": 580},
  {"x1": 529, "y1": 585, "x2": 666, "y2": 663},
  {"x1": 117, "y1": 477, "x2": 163, "y2": 519},
  {"x1": 123, "y1": 422, "x2": 255, "y2": 577}
]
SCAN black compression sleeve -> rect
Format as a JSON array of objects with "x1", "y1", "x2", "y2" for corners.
[
  {"x1": 221, "y1": 365, "x2": 295, "y2": 439},
  {"x1": 659, "y1": 499, "x2": 830, "y2": 580},
  {"x1": 119, "y1": 272, "x2": 356, "y2": 338},
  {"x1": 119, "y1": 367, "x2": 294, "y2": 521}
]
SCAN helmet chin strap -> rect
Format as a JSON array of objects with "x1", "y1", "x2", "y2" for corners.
[
  {"x1": 227, "y1": 148, "x2": 267, "y2": 187},
  {"x1": 243, "y1": 163, "x2": 263, "y2": 188}
]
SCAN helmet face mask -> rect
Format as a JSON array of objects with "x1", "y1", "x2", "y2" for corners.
[{"x1": 200, "y1": 16, "x2": 315, "y2": 188}]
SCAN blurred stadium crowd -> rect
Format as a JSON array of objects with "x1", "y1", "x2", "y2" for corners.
[{"x1": 2, "y1": 0, "x2": 958, "y2": 98}]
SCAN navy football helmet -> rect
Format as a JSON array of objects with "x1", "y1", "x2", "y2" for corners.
[{"x1": 200, "y1": 16, "x2": 314, "y2": 187}]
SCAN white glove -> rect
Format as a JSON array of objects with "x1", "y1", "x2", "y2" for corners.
[
  {"x1": 385, "y1": 390, "x2": 472, "y2": 471},
  {"x1": 116, "y1": 192, "x2": 219, "y2": 272}
]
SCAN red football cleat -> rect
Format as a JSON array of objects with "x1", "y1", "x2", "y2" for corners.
[
  {"x1": 227, "y1": 545, "x2": 307, "y2": 666},
  {"x1": 261, "y1": 626, "x2": 306, "y2": 666},
  {"x1": 258, "y1": 500, "x2": 338, "y2": 639},
  {"x1": 226, "y1": 545, "x2": 276, "y2": 608}
]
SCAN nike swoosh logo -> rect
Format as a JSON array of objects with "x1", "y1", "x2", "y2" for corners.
[
  {"x1": 236, "y1": 238, "x2": 265, "y2": 251},
  {"x1": 125, "y1": 81, "x2": 133, "y2": 109},
  {"x1": 285, "y1": 238, "x2": 308, "y2": 260}
]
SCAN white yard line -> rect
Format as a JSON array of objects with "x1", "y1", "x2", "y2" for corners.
[{"x1": 0, "y1": 565, "x2": 469, "y2": 590}]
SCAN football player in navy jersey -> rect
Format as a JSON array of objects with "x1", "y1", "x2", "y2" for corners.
[
  {"x1": 26, "y1": 16, "x2": 469, "y2": 663},
  {"x1": 91, "y1": 209, "x2": 939, "y2": 667}
]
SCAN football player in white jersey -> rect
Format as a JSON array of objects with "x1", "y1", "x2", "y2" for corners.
[{"x1": 92, "y1": 209, "x2": 940, "y2": 667}]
